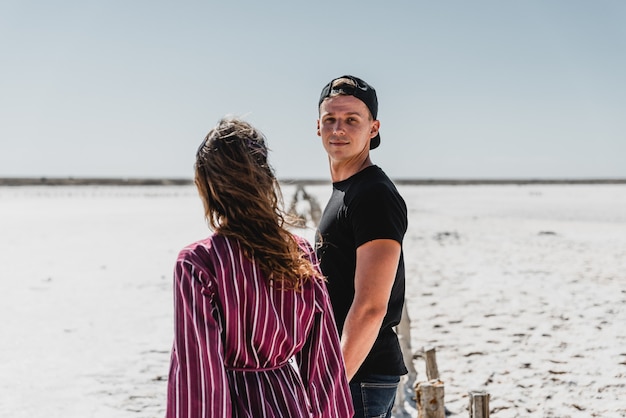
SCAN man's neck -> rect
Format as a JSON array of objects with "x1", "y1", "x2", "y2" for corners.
[{"x1": 329, "y1": 156, "x2": 373, "y2": 182}]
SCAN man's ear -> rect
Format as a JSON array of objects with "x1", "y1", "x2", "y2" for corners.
[
  {"x1": 370, "y1": 120, "x2": 380, "y2": 138},
  {"x1": 316, "y1": 120, "x2": 321, "y2": 137}
]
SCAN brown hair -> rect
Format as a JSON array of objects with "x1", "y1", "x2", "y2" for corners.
[{"x1": 194, "y1": 117, "x2": 318, "y2": 290}]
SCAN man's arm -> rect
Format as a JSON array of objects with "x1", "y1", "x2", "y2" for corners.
[{"x1": 340, "y1": 238, "x2": 401, "y2": 381}]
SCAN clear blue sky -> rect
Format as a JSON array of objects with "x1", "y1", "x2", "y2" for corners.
[{"x1": 1, "y1": 1, "x2": 625, "y2": 180}]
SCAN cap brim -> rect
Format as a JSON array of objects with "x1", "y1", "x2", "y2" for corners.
[{"x1": 370, "y1": 133, "x2": 381, "y2": 150}]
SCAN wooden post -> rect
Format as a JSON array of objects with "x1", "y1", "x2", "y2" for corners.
[
  {"x1": 416, "y1": 380, "x2": 445, "y2": 418},
  {"x1": 393, "y1": 303, "x2": 417, "y2": 415},
  {"x1": 469, "y1": 391, "x2": 490, "y2": 418},
  {"x1": 415, "y1": 346, "x2": 446, "y2": 418},
  {"x1": 424, "y1": 345, "x2": 440, "y2": 381},
  {"x1": 398, "y1": 304, "x2": 417, "y2": 382}
]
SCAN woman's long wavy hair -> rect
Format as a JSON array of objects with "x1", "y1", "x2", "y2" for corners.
[{"x1": 195, "y1": 117, "x2": 318, "y2": 290}]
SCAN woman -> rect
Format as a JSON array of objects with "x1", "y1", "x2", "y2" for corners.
[{"x1": 166, "y1": 117, "x2": 353, "y2": 417}]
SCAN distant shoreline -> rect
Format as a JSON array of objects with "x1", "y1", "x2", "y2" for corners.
[{"x1": 1, "y1": 177, "x2": 626, "y2": 186}]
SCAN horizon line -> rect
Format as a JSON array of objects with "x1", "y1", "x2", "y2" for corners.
[{"x1": 1, "y1": 177, "x2": 626, "y2": 186}]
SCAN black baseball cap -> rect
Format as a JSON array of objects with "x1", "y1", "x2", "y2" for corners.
[{"x1": 318, "y1": 75, "x2": 380, "y2": 149}]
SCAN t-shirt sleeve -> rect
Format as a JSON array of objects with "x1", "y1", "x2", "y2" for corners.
[{"x1": 348, "y1": 182, "x2": 407, "y2": 248}]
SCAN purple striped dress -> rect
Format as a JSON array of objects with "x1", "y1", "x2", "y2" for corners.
[{"x1": 166, "y1": 234, "x2": 354, "y2": 418}]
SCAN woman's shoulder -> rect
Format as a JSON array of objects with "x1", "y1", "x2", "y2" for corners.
[
  {"x1": 291, "y1": 234, "x2": 319, "y2": 261},
  {"x1": 175, "y1": 234, "x2": 239, "y2": 286},
  {"x1": 176, "y1": 233, "x2": 226, "y2": 262},
  {"x1": 292, "y1": 233, "x2": 312, "y2": 249}
]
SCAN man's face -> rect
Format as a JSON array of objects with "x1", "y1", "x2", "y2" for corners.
[{"x1": 317, "y1": 95, "x2": 379, "y2": 163}]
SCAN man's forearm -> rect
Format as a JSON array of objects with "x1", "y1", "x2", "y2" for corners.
[{"x1": 340, "y1": 307, "x2": 386, "y2": 381}]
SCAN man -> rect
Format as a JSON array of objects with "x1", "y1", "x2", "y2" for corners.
[{"x1": 315, "y1": 75, "x2": 408, "y2": 418}]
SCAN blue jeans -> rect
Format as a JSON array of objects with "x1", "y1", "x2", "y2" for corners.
[{"x1": 349, "y1": 374, "x2": 400, "y2": 418}]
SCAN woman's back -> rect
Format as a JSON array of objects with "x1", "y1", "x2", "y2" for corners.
[{"x1": 167, "y1": 234, "x2": 353, "y2": 417}]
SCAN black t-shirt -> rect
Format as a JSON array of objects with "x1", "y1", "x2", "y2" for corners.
[{"x1": 315, "y1": 165, "x2": 408, "y2": 380}]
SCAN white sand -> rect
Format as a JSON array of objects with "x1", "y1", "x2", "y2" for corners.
[
  {"x1": 1, "y1": 184, "x2": 624, "y2": 417},
  {"x1": 398, "y1": 185, "x2": 626, "y2": 418}
]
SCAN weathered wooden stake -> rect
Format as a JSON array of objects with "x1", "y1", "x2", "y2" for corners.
[
  {"x1": 468, "y1": 391, "x2": 490, "y2": 418},
  {"x1": 416, "y1": 380, "x2": 445, "y2": 418},
  {"x1": 424, "y1": 345, "x2": 440, "y2": 381},
  {"x1": 392, "y1": 303, "x2": 417, "y2": 415}
]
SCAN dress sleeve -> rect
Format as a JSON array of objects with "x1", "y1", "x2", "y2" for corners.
[
  {"x1": 295, "y1": 250, "x2": 354, "y2": 417},
  {"x1": 166, "y1": 253, "x2": 232, "y2": 418}
]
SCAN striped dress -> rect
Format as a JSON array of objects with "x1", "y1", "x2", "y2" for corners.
[{"x1": 166, "y1": 234, "x2": 354, "y2": 418}]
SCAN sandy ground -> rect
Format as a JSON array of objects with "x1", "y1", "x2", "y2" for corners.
[
  {"x1": 1, "y1": 184, "x2": 625, "y2": 417},
  {"x1": 398, "y1": 185, "x2": 626, "y2": 418}
]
